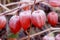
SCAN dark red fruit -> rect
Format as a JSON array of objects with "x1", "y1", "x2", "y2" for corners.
[
  {"x1": 47, "y1": 12, "x2": 58, "y2": 26},
  {"x1": 31, "y1": 10, "x2": 46, "y2": 28},
  {"x1": 49, "y1": 0, "x2": 60, "y2": 7},
  {"x1": 0, "y1": 16, "x2": 6, "y2": 29},
  {"x1": 9, "y1": 15, "x2": 21, "y2": 34},
  {"x1": 19, "y1": 10, "x2": 31, "y2": 31}
]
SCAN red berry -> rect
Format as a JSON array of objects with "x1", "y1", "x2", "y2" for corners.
[
  {"x1": 19, "y1": 10, "x2": 31, "y2": 31},
  {"x1": 0, "y1": 16, "x2": 6, "y2": 29},
  {"x1": 47, "y1": 12, "x2": 58, "y2": 26},
  {"x1": 31, "y1": 10, "x2": 46, "y2": 28},
  {"x1": 9, "y1": 15, "x2": 21, "y2": 34},
  {"x1": 49, "y1": 0, "x2": 60, "y2": 7}
]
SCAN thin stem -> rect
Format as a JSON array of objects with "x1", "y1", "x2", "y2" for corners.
[
  {"x1": 20, "y1": 27, "x2": 60, "y2": 40},
  {"x1": 45, "y1": 24, "x2": 51, "y2": 33},
  {"x1": 4, "y1": 2, "x2": 25, "y2": 6},
  {"x1": 48, "y1": 30, "x2": 60, "y2": 35},
  {"x1": 32, "y1": 0, "x2": 36, "y2": 12},
  {"x1": 0, "y1": 3, "x2": 10, "y2": 11},
  {"x1": 4, "y1": 0, "x2": 43, "y2": 7},
  {"x1": 26, "y1": 31, "x2": 30, "y2": 40},
  {"x1": 0, "y1": 6, "x2": 19, "y2": 15},
  {"x1": 0, "y1": 0, "x2": 51, "y2": 15},
  {"x1": 19, "y1": 30, "x2": 30, "y2": 40}
]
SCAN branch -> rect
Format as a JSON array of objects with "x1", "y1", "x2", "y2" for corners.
[
  {"x1": 48, "y1": 30, "x2": 60, "y2": 35},
  {"x1": 0, "y1": 6, "x2": 19, "y2": 15},
  {"x1": 0, "y1": 3, "x2": 18, "y2": 15},
  {"x1": 0, "y1": 0, "x2": 51, "y2": 15},
  {"x1": 4, "y1": 2, "x2": 28, "y2": 7},
  {"x1": 20, "y1": 27, "x2": 60, "y2": 40},
  {"x1": 0, "y1": 1, "x2": 32, "y2": 15},
  {"x1": 4, "y1": 0, "x2": 43, "y2": 7},
  {"x1": 0, "y1": 3, "x2": 10, "y2": 11},
  {"x1": 0, "y1": 2, "x2": 33, "y2": 15}
]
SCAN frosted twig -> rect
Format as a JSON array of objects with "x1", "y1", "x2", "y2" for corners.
[
  {"x1": 20, "y1": 27, "x2": 60, "y2": 40},
  {"x1": 0, "y1": 0, "x2": 51, "y2": 15},
  {"x1": 0, "y1": 3, "x2": 10, "y2": 11}
]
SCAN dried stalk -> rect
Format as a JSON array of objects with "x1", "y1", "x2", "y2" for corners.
[
  {"x1": 4, "y1": 1, "x2": 34, "y2": 9},
  {"x1": 4, "y1": 2, "x2": 29, "y2": 7},
  {"x1": 0, "y1": 0, "x2": 53, "y2": 16},
  {"x1": 4, "y1": 0, "x2": 42, "y2": 8},
  {"x1": 48, "y1": 30, "x2": 60, "y2": 35},
  {"x1": 0, "y1": 3, "x2": 10, "y2": 11},
  {"x1": 25, "y1": 31, "x2": 30, "y2": 40},
  {"x1": 0, "y1": 2, "x2": 30, "y2": 15},
  {"x1": 0, "y1": 3, "x2": 19, "y2": 16},
  {"x1": 0, "y1": 6, "x2": 20, "y2": 15},
  {"x1": 0, "y1": 0, "x2": 51, "y2": 15},
  {"x1": 44, "y1": 25, "x2": 49, "y2": 33},
  {"x1": 20, "y1": 27, "x2": 60, "y2": 40}
]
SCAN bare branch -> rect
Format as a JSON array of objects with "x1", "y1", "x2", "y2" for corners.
[
  {"x1": 0, "y1": 0, "x2": 51, "y2": 15},
  {"x1": 20, "y1": 28, "x2": 60, "y2": 40},
  {"x1": 0, "y1": 6, "x2": 19, "y2": 15},
  {"x1": 4, "y1": 0, "x2": 43, "y2": 7},
  {"x1": 4, "y1": 2, "x2": 31, "y2": 7},
  {"x1": 0, "y1": 3, "x2": 10, "y2": 11}
]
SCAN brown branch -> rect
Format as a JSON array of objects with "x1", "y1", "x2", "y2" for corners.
[
  {"x1": 0, "y1": 6, "x2": 19, "y2": 15},
  {"x1": 0, "y1": 3, "x2": 10, "y2": 11},
  {"x1": 48, "y1": 30, "x2": 60, "y2": 35},
  {"x1": 0, "y1": 0, "x2": 51, "y2": 15},
  {"x1": 0, "y1": 2, "x2": 33, "y2": 15},
  {"x1": 20, "y1": 27, "x2": 60, "y2": 40},
  {"x1": 4, "y1": 0, "x2": 43, "y2": 7},
  {"x1": 5, "y1": 0, "x2": 44, "y2": 7},
  {"x1": 4, "y1": 2, "x2": 31, "y2": 7},
  {"x1": 0, "y1": 2, "x2": 32, "y2": 15}
]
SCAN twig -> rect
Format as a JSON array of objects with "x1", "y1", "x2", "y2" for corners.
[
  {"x1": 20, "y1": 27, "x2": 60, "y2": 40},
  {"x1": 4, "y1": 0, "x2": 43, "y2": 7},
  {"x1": 0, "y1": 6, "x2": 19, "y2": 15},
  {"x1": 0, "y1": 3, "x2": 10, "y2": 11},
  {"x1": 25, "y1": 31, "x2": 30, "y2": 40},
  {"x1": 0, "y1": 2, "x2": 32, "y2": 15},
  {"x1": 0, "y1": 2, "x2": 31, "y2": 15},
  {"x1": 0, "y1": 3, "x2": 19, "y2": 15},
  {"x1": 0, "y1": 0, "x2": 51, "y2": 15},
  {"x1": 4, "y1": 2, "x2": 29, "y2": 7},
  {"x1": 48, "y1": 30, "x2": 60, "y2": 35}
]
